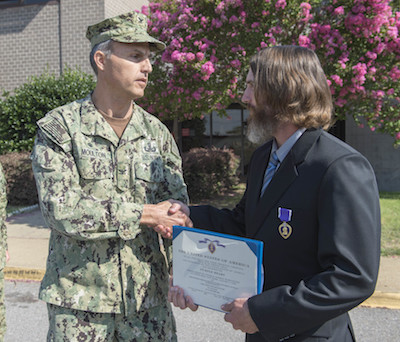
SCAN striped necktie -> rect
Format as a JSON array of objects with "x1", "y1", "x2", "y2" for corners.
[{"x1": 260, "y1": 151, "x2": 279, "y2": 197}]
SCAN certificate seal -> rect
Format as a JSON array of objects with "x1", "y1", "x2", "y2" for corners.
[{"x1": 208, "y1": 241, "x2": 216, "y2": 254}]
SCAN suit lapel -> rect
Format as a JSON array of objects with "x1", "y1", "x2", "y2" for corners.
[{"x1": 247, "y1": 128, "x2": 323, "y2": 237}]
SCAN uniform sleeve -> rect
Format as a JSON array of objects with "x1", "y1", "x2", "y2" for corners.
[
  {"x1": 247, "y1": 153, "x2": 381, "y2": 341},
  {"x1": 31, "y1": 128, "x2": 144, "y2": 241},
  {"x1": 0, "y1": 163, "x2": 8, "y2": 254}
]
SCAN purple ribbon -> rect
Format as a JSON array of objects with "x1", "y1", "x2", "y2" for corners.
[{"x1": 278, "y1": 207, "x2": 292, "y2": 222}]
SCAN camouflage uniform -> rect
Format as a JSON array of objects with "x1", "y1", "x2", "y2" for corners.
[
  {"x1": 31, "y1": 95, "x2": 188, "y2": 341},
  {"x1": 0, "y1": 163, "x2": 7, "y2": 341}
]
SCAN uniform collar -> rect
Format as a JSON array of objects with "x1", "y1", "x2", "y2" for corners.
[{"x1": 80, "y1": 95, "x2": 146, "y2": 146}]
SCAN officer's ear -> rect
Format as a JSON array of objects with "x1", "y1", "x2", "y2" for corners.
[{"x1": 94, "y1": 50, "x2": 108, "y2": 73}]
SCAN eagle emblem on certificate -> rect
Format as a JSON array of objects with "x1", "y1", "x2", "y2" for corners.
[{"x1": 278, "y1": 207, "x2": 293, "y2": 239}]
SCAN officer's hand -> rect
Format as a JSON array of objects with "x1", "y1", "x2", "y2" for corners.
[{"x1": 154, "y1": 224, "x2": 173, "y2": 239}]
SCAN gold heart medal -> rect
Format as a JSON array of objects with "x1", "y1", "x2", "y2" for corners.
[{"x1": 278, "y1": 207, "x2": 293, "y2": 239}]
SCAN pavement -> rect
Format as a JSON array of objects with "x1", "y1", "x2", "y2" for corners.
[{"x1": 4, "y1": 207, "x2": 400, "y2": 310}]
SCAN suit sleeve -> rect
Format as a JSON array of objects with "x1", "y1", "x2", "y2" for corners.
[{"x1": 247, "y1": 153, "x2": 381, "y2": 341}]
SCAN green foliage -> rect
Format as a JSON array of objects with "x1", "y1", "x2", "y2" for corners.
[
  {"x1": 0, "y1": 152, "x2": 37, "y2": 205},
  {"x1": 0, "y1": 68, "x2": 95, "y2": 153},
  {"x1": 141, "y1": 0, "x2": 400, "y2": 144},
  {"x1": 183, "y1": 147, "x2": 240, "y2": 201}
]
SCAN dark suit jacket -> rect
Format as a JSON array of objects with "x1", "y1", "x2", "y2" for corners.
[{"x1": 190, "y1": 129, "x2": 381, "y2": 342}]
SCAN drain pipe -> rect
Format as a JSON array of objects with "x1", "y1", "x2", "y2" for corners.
[{"x1": 58, "y1": 0, "x2": 62, "y2": 75}]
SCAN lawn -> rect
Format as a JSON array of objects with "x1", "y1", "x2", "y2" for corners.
[
  {"x1": 379, "y1": 192, "x2": 400, "y2": 256},
  {"x1": 194, "y1": 184, "x2": 400, "y2": 256}
]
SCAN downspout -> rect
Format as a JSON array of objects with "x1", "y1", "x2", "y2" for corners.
[{"x1": 58, "y1": 0, "x2": 62, "y2": 75}]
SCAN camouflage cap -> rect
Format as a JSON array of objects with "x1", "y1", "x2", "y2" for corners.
[{"x1": 86, "y1": 11, "x2": 165, "y2": 52}]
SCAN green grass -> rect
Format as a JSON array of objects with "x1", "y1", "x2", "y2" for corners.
[
  {"x1": 193, "y1": 185, "x2": 400, "y2": 257},
  {"x1": 380, "y1": 192, "x2": 400, "y2": 256}
]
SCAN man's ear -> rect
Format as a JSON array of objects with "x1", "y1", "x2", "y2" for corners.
[{"x1": 94, "y1": 50, "x2": 107, "y2": 72}]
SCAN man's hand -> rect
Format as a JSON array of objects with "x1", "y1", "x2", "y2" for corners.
[
  {"x1": 167, "y1": 200, "x2": 190, "y2": 217},
  {"x1": 153, "y1": 200, "x2": 192, "y2": 239},
  {"x1": 141, "y1": 200, "x2": 193, "y2": 238},
  {"x1": 222, "y1": 298, "x2": 259, "y2": 334},
  {"x1": 168, "y1": 276, "x2": 198, "y2": 311}
]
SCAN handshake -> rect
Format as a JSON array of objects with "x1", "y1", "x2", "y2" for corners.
[{"x1": 142, "y1": 199, "x2": 191, "y2": 239}]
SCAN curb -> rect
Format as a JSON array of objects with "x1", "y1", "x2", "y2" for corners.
[
  {"x1": 360, "y1": 291, "x2": 400, "y2": 310},
  {"x1": 4, "y1": 266, "x2": 45, "y2": 282},
  {"x1": 4, "y1": 267, "x2": 400, "y2": 310},
  {"x1": 6, "y1": 204, "x2": 39, "y2": 218}
]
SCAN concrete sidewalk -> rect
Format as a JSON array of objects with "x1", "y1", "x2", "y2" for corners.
[{"x1": 4, "y1": 208, "x2": 400, "y2": 309}]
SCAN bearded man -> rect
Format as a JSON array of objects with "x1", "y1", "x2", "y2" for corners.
[{"x1": 168, "y1": 45, "x2": 381, "y2": 342}]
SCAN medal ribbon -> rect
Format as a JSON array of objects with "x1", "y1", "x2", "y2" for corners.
[{"x1": 278, "y1": 207, "x2": 292, "y2": 222}]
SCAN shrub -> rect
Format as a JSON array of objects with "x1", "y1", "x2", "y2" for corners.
[
  {"x1": 0, "y1": 152, "x2": 37, "y2": 205},
  {"x1": 182, "y1": 147, "x2": 239, "y2": 201},
  {"x1": 0, "y1": 67, "x2": 95, "y2": 154}
]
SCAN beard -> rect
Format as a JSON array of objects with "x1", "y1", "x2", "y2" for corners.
[{"x1": 246, "y1": 104, "x2": 279, "y2": 145}]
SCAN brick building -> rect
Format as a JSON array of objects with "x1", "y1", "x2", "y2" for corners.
[
  {"x1": 0, "y1": 0, "x2": 399, "y2": 191},
  {"x1": 0, "y1": 0, "x2": 147, "y2": 91}
]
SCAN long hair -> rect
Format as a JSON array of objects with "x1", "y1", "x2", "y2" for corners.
[{"x1": 250, "y1": 46, "x2": 334, "y2": 130}]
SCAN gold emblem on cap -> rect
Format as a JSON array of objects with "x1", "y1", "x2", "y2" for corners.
[{"x1": 278, "y1": 222, "x2": 292, "y2": 239}]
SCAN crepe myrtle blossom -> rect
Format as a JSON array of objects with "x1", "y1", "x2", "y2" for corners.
[{"x1": 139, "y1": 0, "x2": 400, "y2": 145}]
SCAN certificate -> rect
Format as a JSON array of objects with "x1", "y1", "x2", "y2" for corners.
[{"x1": 172, "y1": 225, "x2": 264, "y2": 312}]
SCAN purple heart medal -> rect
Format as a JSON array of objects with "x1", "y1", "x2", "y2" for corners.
[{"x1": 278, "y1": 207, "x2": 293, "y2": 239}]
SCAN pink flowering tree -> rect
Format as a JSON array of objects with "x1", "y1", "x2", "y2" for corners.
[{"x1": 139, "y1": 0, "x2": 400, "y2": 144}]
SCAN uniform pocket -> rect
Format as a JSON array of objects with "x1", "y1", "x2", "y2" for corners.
[
  {"x1": 133, "y1": 157, "x2": 164, "y2": 202},
  {"x1": 134, "y1": 157, "x2": 164, "y2": 183},
  {"x1": 77, "y1": 158, "x2": 113, "y2": 180}
]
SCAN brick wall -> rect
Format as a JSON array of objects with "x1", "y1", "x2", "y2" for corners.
[
  {"x1": 0, "y1": 0, "x2": 145, "y2": 93},
  {"x1": 59, "y1": 0, "x2": 104, "y2": 75},
  {"x1": 0, "y1": 3, "x2": 60, "y2": 93},
  {"x1": 105, "y1": 0, "x2": 147, "y2": 18},
  {"x1": 346, "y1": 118, "x2": 400, "y2": 192}
]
